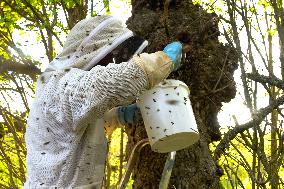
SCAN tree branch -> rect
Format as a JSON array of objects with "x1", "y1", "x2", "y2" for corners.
[
  {"x1": 247, "y1": 73, "x2": 284, "y2": 90},
  {"x1": 3, "y1": 0, "x2": 63, "y2": 47},
  {"x1": 214, "y1": 95, "x2": 284, "y2": 160},
  {"x1": 0, "y1": 60, "x2": 41, "y2": 80}
]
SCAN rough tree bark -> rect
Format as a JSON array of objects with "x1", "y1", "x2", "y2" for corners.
[{"x1": 124, "y1": 0, "x2": 238, "y2": 188}]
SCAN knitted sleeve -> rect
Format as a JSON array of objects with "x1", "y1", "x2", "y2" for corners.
[{"x1": 60, "y1": 61, "x2": 148, "y2": 130}]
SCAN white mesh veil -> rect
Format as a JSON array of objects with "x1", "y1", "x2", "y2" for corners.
[{"x1": 46, "y1": 15, "x2": 146, "y2": 71}]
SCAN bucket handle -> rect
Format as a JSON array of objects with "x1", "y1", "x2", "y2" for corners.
[
  {"x1": 118, "y1": 138, "x2": 177, "y2": 189},
  {"x1": 118, "y1": 139, "x2": 150, "y2": 189}
]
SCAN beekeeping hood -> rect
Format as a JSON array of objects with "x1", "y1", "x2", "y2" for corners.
[{"x1": 45, "y1": 15, "x2": 148, "y2": 71}]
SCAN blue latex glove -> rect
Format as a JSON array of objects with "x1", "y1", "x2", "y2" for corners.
[
  {"x1": 117, "y1": 104, "x2": 139, "y2": 125},
  {"x1": 163, "y1": 41, "x2": 183, "y2": 71}
]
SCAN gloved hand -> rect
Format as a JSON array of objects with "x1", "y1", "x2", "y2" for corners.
[
  {"x1": 117, "y1": 103, "x2": 140, "y2": 125},
  {"x1": 163, "y1": 41, "x2": 183, "y2": 71}
]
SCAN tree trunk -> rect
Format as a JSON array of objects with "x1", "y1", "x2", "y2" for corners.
[
  {"x1": 125, "y1": 0, "x2": 238, "y2": 188},
  {"x1": 268, "y1": 26, "x2": 279, "y2": 189}
]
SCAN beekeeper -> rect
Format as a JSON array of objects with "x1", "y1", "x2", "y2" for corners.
[{"x1": 24, "y1": 15, "x2": 182, "y2": 188}]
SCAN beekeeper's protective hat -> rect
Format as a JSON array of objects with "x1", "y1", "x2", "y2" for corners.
[{"x1": 46, "y1": 15, "x2": 148, "y2": 71}]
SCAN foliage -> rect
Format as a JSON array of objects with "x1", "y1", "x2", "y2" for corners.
[
  {"x1": 0, "y1": 107, "x2": 27, "y2": 188},
  {"x1": 0, "y1": 0, "x2": 110, "y2": 188},
  {"x1": 106, "y1": 129, "x2": 133, "y2": 188},
  {"x1": 194, "y1": 0, "x2": 284, "y2": 188},
  {"x1": 0, "y1": 0, "x2": 284, "y2": 188}
]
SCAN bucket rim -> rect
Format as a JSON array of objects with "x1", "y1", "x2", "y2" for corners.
[
  {"x1": 151, "y1": 132, "x2": 200, "y2": 153},
  {"x1": 157, "y1": 79, "x2": 189, "y2": 90},
  {"x1": 136, "y1": 79, "x2": 190, "y2": 104}
]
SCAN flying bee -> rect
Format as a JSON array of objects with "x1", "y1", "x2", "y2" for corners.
[{"x1": 166, "y1": 100, "x2": 179, "y2": 105}]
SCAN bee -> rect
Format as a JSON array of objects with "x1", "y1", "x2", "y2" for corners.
[
  {"x1": 43, "y1": 141, "x2": 50, "y2": 145},
  {"x1": 166, "y1": 100, "x2": 179, "y2": 105},
  {"x1": 40, "y1": 75, "x2": 45, "y2": 83}
]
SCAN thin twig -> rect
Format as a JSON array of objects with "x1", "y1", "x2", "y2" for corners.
[{"x1": 214, "y1": 95, "x2": 284, "y2": 160}]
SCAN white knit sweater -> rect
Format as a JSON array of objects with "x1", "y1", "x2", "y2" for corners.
[{"x1": 24, "y1": 62, "x2": 148, "y2": 188}]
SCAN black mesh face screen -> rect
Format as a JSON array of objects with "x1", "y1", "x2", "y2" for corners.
[
  {"x1": 111, "y1": 36, "x2": 146, "y2": 63},
  {"x1": 92, "y1": 36, "x2": 147, "y2": 69}
]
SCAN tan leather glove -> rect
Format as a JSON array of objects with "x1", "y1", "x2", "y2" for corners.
[{"x1": 132, "y1": 51, "x2": 173, "y2": 89}]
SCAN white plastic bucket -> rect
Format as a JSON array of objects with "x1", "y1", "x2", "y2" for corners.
[{"x1": 137, "y1": 79, "x2": 199, "y2": 153}]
